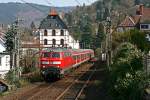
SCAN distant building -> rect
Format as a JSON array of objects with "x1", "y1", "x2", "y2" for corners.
[
  {"x1": 21, "y1": 36, "x2": 40, "y2": 56},
  {"x1": 20, "y1": 36, "x2": 40, "y2": 68},
  {"x1": 39, "y1": 9, "x2": 79, "y2": 49},
  {"x1": 0, "y1": 31, "x2": 10, "y2": 78},
  {"x1": 117, "y1": 4, "x2": 150, "y2": 33}
]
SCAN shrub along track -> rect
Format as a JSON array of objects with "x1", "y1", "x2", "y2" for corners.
[{"x1": 1, "y1": 63, "x2": 93, "y2": 100}]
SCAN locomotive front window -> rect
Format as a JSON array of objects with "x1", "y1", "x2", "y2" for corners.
[
  {"x1": 52, "y1": 52, "x2": 60, "y2": 58},
  {"x1": 43, "y1": 52, "x2": 50, "y2": 57}
]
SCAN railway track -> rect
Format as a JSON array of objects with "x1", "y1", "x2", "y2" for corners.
[
  {"x1": 26, "y1": 63, "x2": 93, "y2": 100},
  {"x1": 56, "y1": 66, "x2": 96, "y2": 100},
  {"x1": 1, "y1": 63, "x2": 94, "y2": 100}
]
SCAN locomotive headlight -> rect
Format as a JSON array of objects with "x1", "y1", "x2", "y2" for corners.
[
  {"x1": 42, "y1": 61, "x2": 49, "y2": 64},
  {"x1": 43, "y1": 66, "x2": 46, "y2": 68},
  {"x1": 42, "y1": 71, "x2": 45, "y2": 75},
  {"x1": 52, "y1": 61, "x2": 61, "y2": 64}
]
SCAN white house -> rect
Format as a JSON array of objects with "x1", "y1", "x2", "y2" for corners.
[
  {"x1": 0, "y1": 36, "x2": 10, "y2": 78},
  {"x1": 39, "y1": 9, "x2": 79, "y2": 49}
]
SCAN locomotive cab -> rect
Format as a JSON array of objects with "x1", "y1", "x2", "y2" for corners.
[{"x1": 40, "y1": 51, "x2": 63, "y2": 80}]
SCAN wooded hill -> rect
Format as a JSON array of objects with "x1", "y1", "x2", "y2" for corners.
[
  {"x1": 63, "y1": 0, "x2": 150, "y2": 49},
  {"x1": 0, "y1": 2, "x2": 74, "y2": 26}
]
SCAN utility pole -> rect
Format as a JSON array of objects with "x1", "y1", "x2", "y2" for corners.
[
  {"x1": 13, "y1": 17, "x2": 23, "y2": 77},
  {"x1": 106, "y1": 16, "x2": 112, "y2": 69}
]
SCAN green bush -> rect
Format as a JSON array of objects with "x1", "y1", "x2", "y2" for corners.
[
  {"x1": 5, "y1": 68, "x2": 30, "y2": 88},
  {"x1": 109, "y1": 42, "x2": 149, "y2": 100},
  {"x1": 22, "y1": 66, "x2": 37, "y2": 74},
  {"x1": 5, "y1": 68, "x2": 20, "y2": 87},
  {"x1": 110, "y1": 71, "x2": 149, "y2": 100},
  {"x1": 27, "y1": 70, "x2": 43, "y2": 83}
]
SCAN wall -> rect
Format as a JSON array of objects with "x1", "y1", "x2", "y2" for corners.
[{"x1": 0, "y1": 54, "x2": 10, "y2": 78}]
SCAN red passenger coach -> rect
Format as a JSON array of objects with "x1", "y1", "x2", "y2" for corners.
[{"x1": 40, "y1": 48, "x2": 94, "y2": 80}]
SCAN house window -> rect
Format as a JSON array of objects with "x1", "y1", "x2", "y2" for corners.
[
  {"x1": 141, "y1": 24, "x2": 149, "y2": 29},
  {"x1": 0, "y1": 57, "x2": 1, "y2": 66},
  {"x1": 44, "y1": 29, "x2": 48, "y2": 36},
  {"x1": 52, "y1": 30, "x2": 56, "y2": 36},
  {"x1": 44, "y1": 39, "x2": 48, "y2": 45},
  {"x1": 6, "y1": 56, "x2": 9, "y2": 66},
  {"x1": 51, "y1": 16, "x2": 56, "y2": 19},
  {"x1": 52, "y1": 39, "x2": 56, "y2": 45},
  {"x1": 60, "y1": 39, "x2": 64, "y2": 46},
  {"x1": 60, "y1": 30, "x2": 64, "y2": 36}
]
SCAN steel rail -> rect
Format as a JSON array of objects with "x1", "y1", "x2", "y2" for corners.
[
  {"x1": 75, "y1": 69, "x2": 95, "y2": 100},
  {"x1": 56, "y1": 63, "x2": 94, "y2": 100}
]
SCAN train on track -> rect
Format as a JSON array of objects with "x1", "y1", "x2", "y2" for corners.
[{"x1": 40, "y1": 48, "x2": 94, "y2": 81}]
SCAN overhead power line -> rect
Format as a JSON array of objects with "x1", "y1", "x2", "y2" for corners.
[
  {"x1": 86, "y1": 0, "x2": 90, "y2": 3},
  {"x1": 19, "y1": 0, "x2": 48, "y2": 14},
  {"x1": 74, "y1": 0, "x2": 81, "y2": 6},
  {"x1": 44, "y1": 0, "x2": 55, "y2": 7}
]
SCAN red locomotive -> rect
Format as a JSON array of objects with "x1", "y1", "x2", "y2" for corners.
[{"x1": 40, "y1": 48, "x2": 94, "y2": 80}]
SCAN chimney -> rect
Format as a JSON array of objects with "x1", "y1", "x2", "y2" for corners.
[
  {"x1": 139, "y1": 4, "x2": 144, "y2": 15},
  {"x1": 49, "y1": 8, "x2": 58, "y2": 16}
]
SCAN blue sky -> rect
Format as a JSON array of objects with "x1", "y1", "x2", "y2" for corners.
[{"x1": 0, "y1": 0, "x2": 98, "y2": 7}]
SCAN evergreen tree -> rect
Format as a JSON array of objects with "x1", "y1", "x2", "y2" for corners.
[
  {"x1": 64, "y1": 13, "x2": 73, "y2": 26},
  {"x1": 30, "y1": 21, "x2": 36, "y2": 30},
  {"x1": 80, "y1": 23, "x2": 93, "y2": 49},
  {"x1": 95, "y1": 23, "x2": 105, "y2": 48},
  {"x1": 4, "y1": 26, "x2": 16, "y2": 52},
  {"x1": 4, "y1": 26, "x2": 16, "y2": 67},
  {"x1": 96, "y1": 1, "x2": 105, "y2": 21},
  {"x1": 135, "y1": 0, "x2": 141, "y2": 5}
]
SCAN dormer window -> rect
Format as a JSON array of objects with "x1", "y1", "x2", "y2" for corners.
[
  {"x1": 56, "y1": 23, "x2": 58, "y2": 27},
  {"x1": 44, "y1": 29, "x2": 47, "y2": 36},
  {"x1": 52, "y1": 30, "x2": 56, "y2": 36},
  {"x1": 51, "y1": 16, "x2": 56, "y2": 19},
  {"x1": 60, "y1": 30, "x2": 64, "y2": 36}
]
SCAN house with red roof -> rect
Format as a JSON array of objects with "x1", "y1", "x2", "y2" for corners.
[{"x1": 117, "y1": 4, "x2": 150, "y2": 32}]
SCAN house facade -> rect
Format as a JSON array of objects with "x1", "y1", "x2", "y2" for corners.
[
  {"x1": 39, "y1": 9, "x2": 79, "y2": 49},
  {"x1": 117, "y1": 4, "x2": 150, "y2": 33},
  {"x1": 0, "y1": 33, "x2": 10, "y2": 78}
]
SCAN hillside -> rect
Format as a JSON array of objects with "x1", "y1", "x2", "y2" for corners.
[
  {"x1": 0, "y1": 2, "x2": 74, "y2": 27},
  {"x1": 63, "y1": 0, "x2": 150, "y2": 49}
]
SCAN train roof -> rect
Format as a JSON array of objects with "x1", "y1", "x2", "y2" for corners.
[{"x1": 41, "y1": 48, "x2": 93, "y2": 53}]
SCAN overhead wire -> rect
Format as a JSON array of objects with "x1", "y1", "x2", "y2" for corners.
[
  {"x1": 44, "y1": 0, "x2": 55, "y2": 7},
  {"x1": 74, "y1": 0, "x2": 81, "y2": 6},
  {"x1": 19, "y1": 0, "x2": 48, "y2": 14}
]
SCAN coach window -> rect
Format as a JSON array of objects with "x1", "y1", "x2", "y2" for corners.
[
  {"x1": 44, "y1": 39, "x2": 48, "y2": 45},
  {"x1": 60, "y1": 30, "x2": 64, "y2": 36},
  {"x1": 52, "y1": 39, "x2": 56, "y2": 45},
  {"x1": 44, "y1": 29, "x2": 47, "y2": 36},
  {"x1": 60, "y1": 39, "x2": 64, "y2": 46},
  {"x1": 52, "y1": 30, "x2": 56, "y2": 36}
]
